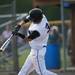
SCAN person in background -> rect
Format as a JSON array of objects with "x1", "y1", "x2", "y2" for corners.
[
  {"x1": 67, "y1": 24, "x2": 72, "y2": 56},
  {"x1": 48, "y1": 26, "x2": 62, "y2": 45},
  {"x1": 2, "y1": 25, "x2": 12, "y2": 56}
]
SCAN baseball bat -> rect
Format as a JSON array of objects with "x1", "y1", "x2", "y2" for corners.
[
  {"x1": 0, "y1": 34, "x2": 13, "y2": 51},
  {"x1": 0, "y1": 14, "x2": 28, "y2": 52}
]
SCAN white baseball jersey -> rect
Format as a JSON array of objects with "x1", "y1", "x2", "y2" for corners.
[{"x1": 28, "y1": 15, "x2": 50, "y2": 49}]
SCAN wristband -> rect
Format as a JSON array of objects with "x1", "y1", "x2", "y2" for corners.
[
  {"x1": 14, "y1": 25, "x2": 21, "y2": 33},
  {"x1": 24, "y1": 19, "x2": 30, "y2": 23},
  {"x1": 16, "y1": 33, "x2": 25, "y2": 39}
]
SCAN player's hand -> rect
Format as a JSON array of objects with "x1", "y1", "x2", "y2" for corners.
[
  {"x1": 12, "y1": 25, "x2": 21, "y2": 35},
  {"x1": 17, "y1": 20, "x2": 25, "y2": 26},
  {"x1": 12, "y1": 30, "x2": 18, "y2": 36}
]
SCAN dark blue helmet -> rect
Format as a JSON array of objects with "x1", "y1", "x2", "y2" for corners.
[{"x1": 29, "y1": 8, "x2": 43, "y2": 23}]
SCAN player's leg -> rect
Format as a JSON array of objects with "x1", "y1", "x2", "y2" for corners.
[
  {"x1": 18, "y1": 52, "x2": 34, "y2": 75},
  {"x1": 32, "y1": 47, "x2": 57, "y2": 75},
  {"x1": 31, "y1": 48, "x2": 46, "y2": 75}
]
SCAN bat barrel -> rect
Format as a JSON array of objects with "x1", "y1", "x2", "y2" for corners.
[{"x1": 0, "y1": 34, "x2": 13, "y2": 51}]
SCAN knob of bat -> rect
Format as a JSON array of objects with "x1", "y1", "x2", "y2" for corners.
[{"x1": 0, "y1": 48, "x2": 3, "y2": 52}]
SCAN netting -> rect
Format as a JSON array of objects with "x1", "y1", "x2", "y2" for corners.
[{"x1": 0, "y1": 2, "x2": 30, "y2": 75}]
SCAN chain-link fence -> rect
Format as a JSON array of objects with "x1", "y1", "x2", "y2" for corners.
[
  {"x1": 0, "y1": 2, "x2": 17, "y2": 75},
  {"x1": 0, "y1": 1, "x2": 30, "y2": 75}
]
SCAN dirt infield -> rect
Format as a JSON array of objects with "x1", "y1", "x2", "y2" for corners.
[
  {"x1": 28, "y1": 70, "x2": 75, "y2": 75},
  {"x1": 58, "y1": 71, "x2": 75, "y2": 75},
  {"x1": 0, "y1": 71, "x2": 75, "y2": 75},
  {"x1": 30, "y1": 71, "x2": 75, "y2": 75}
]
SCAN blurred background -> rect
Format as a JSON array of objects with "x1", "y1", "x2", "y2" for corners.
[{"x1": 0, "y1": 0, "x2": 75, "y2": 75}]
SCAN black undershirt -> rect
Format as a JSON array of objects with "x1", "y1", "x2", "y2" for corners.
[
  {"x1": 16, "y1": 30, "x2": 40, "y2": 40},
  {"x1": 28, "y1": 30, "x2": 40, "y2": 40}
]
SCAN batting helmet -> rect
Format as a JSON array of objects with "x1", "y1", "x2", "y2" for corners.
[{"x1": 29, "y1": 8, "x2": 43, "y2": 23}]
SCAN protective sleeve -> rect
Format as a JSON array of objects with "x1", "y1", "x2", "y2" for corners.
[
  {"x1": 28, "y1": 30, "x2": 40, "y2": 40},
  {"x1": 13, "y1": 30, "x2": 40, "y2": 40},
  {"x1": 24, "y1": 19, "x2": 30, "y2": 23},
  {"x1": 14, "y1": 32, "x2": 25, "y2": 39}
]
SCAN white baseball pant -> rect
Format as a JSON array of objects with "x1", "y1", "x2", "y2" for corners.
[{"x1": 18, "y1": 47, "x2": 57, "y2": 75}]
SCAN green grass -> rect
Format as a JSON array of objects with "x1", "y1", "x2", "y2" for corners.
[{"x1": 19, "y1": 49, "x2": 30, "y2": 68}]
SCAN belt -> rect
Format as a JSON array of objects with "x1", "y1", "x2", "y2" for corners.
[{"x1": 43, "y1": 45, "x2": 47, "y2": 47}]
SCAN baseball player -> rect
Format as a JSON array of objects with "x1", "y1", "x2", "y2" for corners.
[{"x1": 13, "y1": 8, "x2": 57, "y2": 75}]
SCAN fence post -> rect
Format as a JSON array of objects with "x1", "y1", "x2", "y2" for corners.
[
  {"x1": 12, "y1": 0, "x2": 19, "y2": 74},
  {"x1": 60, "y1": 0, "x2": 67, "y2": 71}
]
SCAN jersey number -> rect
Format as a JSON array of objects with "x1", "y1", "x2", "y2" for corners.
[{"x1": 45, "y1": 23, "x2": 50, "y2": 33}]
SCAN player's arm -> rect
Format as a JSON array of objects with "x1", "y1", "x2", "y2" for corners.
[
  {"x1": 17, "y1": 15, "x2": 31, "y2": 28},
  {"x1": 12, "y1": 30, "x2": 40, "y2": 42},
  {"x1": 13, "y1": 14, "x2": 31, "y2": 32}
]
